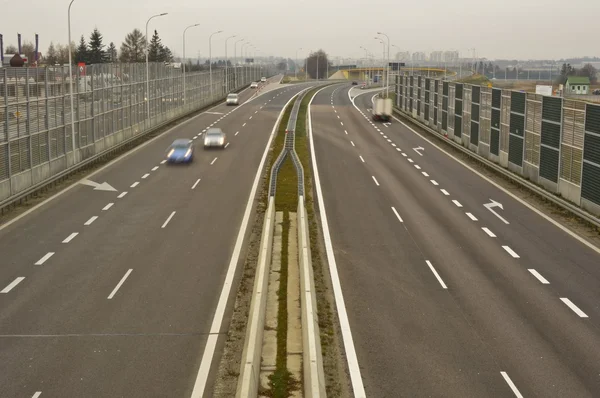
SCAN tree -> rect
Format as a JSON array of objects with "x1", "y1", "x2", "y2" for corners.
[
  {"x1": 46, "y1": 42, "x2": 58, "y2": 65},
  {"x1": 56, "y1": 42, "x2": 75, "y2": 65},
  {"x1": 305, "y1": 50, "x2": 330, "y2": 79},
  {"x1": 88, "y1": 28, "x2": 106, "y2": 64},
  {"x1": 277, "y1": 61, "x2": 287, "y2": 71},
  {"x1": 75, "y1": 35, "x2": 88, "y2": 64},
  {"x1": 107, "y1": 42, "x2": 117, "y2": 63},
  {"x1": 577, "y1": 63, "x2": 598, "y2": 84},
  {"x1": 148, "y1": 30, "x2": 162, "y2": 62},
  {"x1": 119, "y1": 28, "x2": 146, "y2": 63},
  {"x1": 21, "y1": 41, "x2": 37, "y2": 64},
  {"x1": 159, "y1": 45, "x2": 173, "y2": 63}
]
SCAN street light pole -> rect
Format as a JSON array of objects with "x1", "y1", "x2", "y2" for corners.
[
  {"x1": 209, "y1": 30, "x2": 223, "y2": 100},
  {"x1": 234, "y1": 38, "x2": 244, "y2": 89},
  {"x1": 182, "y1": 23, "x2": 200, "y2": 105},
  {"x1": 145, "y1": 12, "x2": 168, "y2": 122},
  {"x1": 224, "y1": 35, "x2": 236, "y2": 93},
  {"x1": 377, "y1": 31, "x2": 391, "y2": 98},
  {"x1": 296, "y1": 47, "x2": 302, "y2": 80},
  {"x1": 67, "y1": 0, "x2": 77, "y2": 159},
  {"x1": 242, "y1": 42, "x2": 251, "y2": 84}
]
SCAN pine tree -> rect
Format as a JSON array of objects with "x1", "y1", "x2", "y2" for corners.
[
  {"x1": 119, "y1": 29, "x2": 146, "y2": 63},
  {"x1": 107, "y1": 42, "x2": 117, "y2": 63},
  {"x1": 160, "y1": 46, "x2": 174, "y2": 63},
  {"x1": 148, "y1": 30, "x2": 162, "y2": 62},
  {"x1": 88, "y1": 28, "x2": 106, "y2": 64},
  {"x1": 45, "y1": 42, "x2": 58, "y2": 65},
  {"x1": 75, "y1": 35, "x2": 88, "y2": 64}
]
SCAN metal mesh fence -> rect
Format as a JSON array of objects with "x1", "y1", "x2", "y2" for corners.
[{"x1": 0, "y1": 62, "x2": 259, "y2": 201}]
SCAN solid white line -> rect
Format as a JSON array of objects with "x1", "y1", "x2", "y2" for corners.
[
  {"x1": 391, "y1": 207, "x2": 403, "y2": 222},
  {"x1": 359, "y1": 156, "x2": 365, "y2": 163},
  {"x1": 408, "y1": 158, "x2": 414, "y2": 163},
  {"x1": 130, "y1": 182, "x2": 139, "y2": 188},
  {"x1": 528, "y1": 269, "x2": 550, "y2": 284},
  {"x1": 350, "y1": 141, "x2": 355, "y2": 147},
  {"x1": 422, "y1": 171, "x2": 429, "y2": 177},
  {"x1": 482, "y1": 227, "x2": 496, "y2": 237},
  {"x1": 62, "y1": 232, "x2": 79, "y2": 243},
  {"x1": 452, "y1": 200, "x2": 463, "y2": 207},
  {"x1": 102, "y1": 203, "x2": 114, "y2": 211},
  {"x1": 503, "y1": 246, "x2": 520, "y2": 258},
  {"x1": 151, "y1": 166, "x2": 159, "y2": 171},
  {"x1": 84, "y1": 216, "x2": 98, "y2": 226},
  {"x1": 309, "y1": 86, "x2": 366, "y2": 398},
  {"x1": 372, "y1": 176, "x2": 380, "y2": 186},
  {"x1": 466, "y1": 212, "x2": 478, "y2": 221},
  {"x1": 210, "y1": 157, "x2": 218, "y2": 165},
  {"x1": 501, "y1": 372, "x2": 524, "y2": 398},
  {"x1": 117, "y1": 191, "x2": 128, "y2": 199},
  {"x1": 235, "y1": 131, "x2": 239, "y2": 136},
  {"x1": 107, "y1": 269, "x2": 133, "y2": 300},
  {"x1": 560, "y1": 298, "x2": 588, "y2": 317},
  {"x1": 191, "y1": 179, "x2": 201, "y2": 190},
  {"x1": 31, "y1": 392, "x2": 42, "y2": 398},
  {"x1": 160, "y1": 160, "x2": 167, "y2": 164},
  {"x1": 431, "y1": 180, "x2": 439, "y2": 186},
  {"x1": 441, "y1": 189, "x2": 450, "y2": 196},
  {"x1": 426, "y1": 260, "x2": 448, "y2": 289},
  {"x1": 161, "y1": 211, "x2": 176, "y2": 229},
  {"x1": 35, "y1": 252, "x2": 54, "y2": 265},
  {"x1": 242, "y1": 122, "x2": 246, "y2": 127},
  {"x1": 225, "y1": 143, "x2": 230, "y2": 148},
  {"x1": 190, "y1": 89, "x2": 305, "y2": 398},
  {"x1": 1, "y1": 277, "x2": 25, "y2": 294},
  {"x1": 141, "y1": 173, "x2": 149, "y2": 179}
]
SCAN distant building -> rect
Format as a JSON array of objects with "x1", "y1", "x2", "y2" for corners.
[
  {"x1": 565, "y1": 76, "x2": 590, "y2": 95},
  {"x1": 412, "y1": 52, "x2": 426, "y2": 62},
  {"x1": 395, "y1": 51, "x2": 410, "y2": 61},
  {"x1": 430, "y1": 51, "x2": 443, "y2": 63}
]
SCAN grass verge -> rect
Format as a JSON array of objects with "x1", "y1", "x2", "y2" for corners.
[{"x1": 295, "y1": 85, "x2": 347, "y2": 397}]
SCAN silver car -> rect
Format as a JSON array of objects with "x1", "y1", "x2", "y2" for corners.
[
  {"x1": 204, "y1": 128, "x2": 227, "y2": 149},
  {"x1": 226, "y1": 93, "x2": 239, "y2": 105}
]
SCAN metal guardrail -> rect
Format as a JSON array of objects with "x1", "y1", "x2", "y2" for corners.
[{"x1": 268, "y1": 87, "x2": 311, "y2": 198}]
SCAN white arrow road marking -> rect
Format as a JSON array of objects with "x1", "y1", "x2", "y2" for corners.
[
  {"x1": 79, "y1": 179, "x2": 117, "y2": 191},
  {"x1": 413, "y1": 146, "x2": 424, "y2": 156},
  {"x1": 383, "y1": 122, "x2": 391, "y2": 127},
  {"x1": 484, "y1": 199, "x2": 509, "y2": 224}
]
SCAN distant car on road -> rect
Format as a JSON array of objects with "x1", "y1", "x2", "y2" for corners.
[
  {"x1": 204, "y1": 128, "x2": 227, "y2": 149},
  {"x1": 261, "y1": 77, "x2": 266, "y2": 82},
  {"x1": 226, "y1": 93, "x2": 239, "y2": 105},
  {"x1": 351, "y1": 81, "x2": 358, "y2": 85},
  {"x1": 250, "y1": 82, "x2": 259, "y2": 88},
  {"x1": 166, "y1": 139, "x2": 194, "y2": 164}
]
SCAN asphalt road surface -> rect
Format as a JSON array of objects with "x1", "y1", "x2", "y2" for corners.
[
  {"x1": 309, "y1": 83, "x2": 600, "y2": 397},
  {"x1": 0, "y1": 76, "x2": 317, "y2": 397}
]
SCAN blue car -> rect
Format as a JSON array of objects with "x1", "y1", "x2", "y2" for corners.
[{"x1": 166, "y1": 139, "x2": 194, "y2": 164}]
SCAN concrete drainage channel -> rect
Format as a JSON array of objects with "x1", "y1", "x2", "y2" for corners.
[{"x1": 236, "y1": 87, "x2": 326, "y2": 398}]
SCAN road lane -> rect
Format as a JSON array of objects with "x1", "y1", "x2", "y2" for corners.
[
  {"x1": 0, "y1": 79, "x2": 313, "y2": 397},
  {"x1": 353, "y1": 91, "x2": 600, "y2": 323},
  {"x1": 311, "y1": 84, "x2": 600, "y2": 397}
]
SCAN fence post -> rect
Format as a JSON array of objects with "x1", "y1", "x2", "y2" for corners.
[{"x1": 26, "y1": 67, "x2": 33, "y2": 171}]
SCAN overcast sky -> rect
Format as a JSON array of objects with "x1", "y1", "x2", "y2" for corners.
[{"x1": 1, "y1": 0, "x2": 596, "y2": 61}]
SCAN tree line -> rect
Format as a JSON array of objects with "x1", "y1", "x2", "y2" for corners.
[
  {"x1": 558, "y1": 63, "x2": 598, "y2": 84},
  {"x1": 4, "y1": 27, "x2": 174, "y2": 65}
]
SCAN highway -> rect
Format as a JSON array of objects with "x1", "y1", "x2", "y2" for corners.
[
  {"x1": 309, "y1": 83, "x2": 600, "y2": 397},
  {"x1": 0, "y1": 76, "x2": 316, "y2": 397}
]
